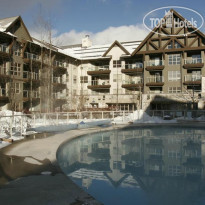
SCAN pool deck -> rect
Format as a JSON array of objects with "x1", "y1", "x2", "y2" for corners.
[
  {"x1": 0, "y1": 125, "x2": 125, "y2": 205},
  {"x1": 1, "y1": 122, "x2": 205, "y2": 204}
]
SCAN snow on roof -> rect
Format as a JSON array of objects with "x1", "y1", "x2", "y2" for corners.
[
  {"x1": 121, "y1": 41, "x2": 142, "y2": 54},
  {"x1": 0, "y1": 16, "x2": 19, "y2": 32},
  {"x1": 60, "y1": 40, "x2": 142, "y2": 60},
  {"x1": 30, "y1": 36, "x2": 142, "y2": 60},
  {"x1": 61, "y1": 43, "x2": 111, "y2": 60}
]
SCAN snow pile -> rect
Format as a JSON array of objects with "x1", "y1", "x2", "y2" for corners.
[
  {"x1": 113, "y1": 110, "x2": 177, "y2": 124},
  {"x1": 0, "y1": 110, "x2": 29, "y2": 139},
  {"x1": 33, "y1": 119, "x2": 111, "y2": 132}
]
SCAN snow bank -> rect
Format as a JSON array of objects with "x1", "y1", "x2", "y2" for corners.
[
  {"x1": 113, "y1": 110, "x2": 177, "y2": 124},
  {"x1": 0, "y1": 110, "x2": 28, "y2": 139}
]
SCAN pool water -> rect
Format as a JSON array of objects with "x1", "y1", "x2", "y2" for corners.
[{"x1": 57, "y1": 126, "x2": 205, "y2": 205}]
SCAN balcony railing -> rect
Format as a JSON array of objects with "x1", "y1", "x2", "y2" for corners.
[
  {"x1": 53, "y1": 77, "x2": 66, "y2": 84},
  {"x1": 122, "y1": 78, "x2": 143, "y2": 85},
  {"x1": 147, "y1": 76, "x2": 164, "y2": 83},
  {"x1": 33, "y1": 91, "x2": 40, "y2": 98},
  {"x1": 23, "y1": 90, "x2": 40, "y2": 98},
  {"x1": 0, "y1": 44, "x2": 8, "y2": 53},
  {"x1": 53, "y1": 93, "x2": 66, "y2": 99},
  {"x1": 23, "y1": 71, "x2": 39, "y2": 80},
  {"x1": 146, "y1": 60, "x2": 164, "y2": 67},
  {"x1": 184, "y1": 58, "x2": 203, "y2": 64},
  {"x1": 88, "y1": 65, "x2": 109, "y2": 71},
  {"x1": 0, "y1": 88, "x2": 8, "y2": 97},
  {"x1": 184, "y1": 75, "x2": 201, "y2": 82},
  {"x1": 24, "y1": 52, "x2": 40, "y2": 61},
  {"x1": 89, "y1": 80, "x2": 110, "y2": 86},
  {"x1": 54, "y1": 61, "x2": 68, "y2": 68},
  {"x1": 124, "y1": 63, "x2": 143, "y2": 69}
]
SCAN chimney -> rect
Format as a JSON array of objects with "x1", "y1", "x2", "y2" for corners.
[{"x1": 82, "y1": 35, "x2": 92, "y2": 48}]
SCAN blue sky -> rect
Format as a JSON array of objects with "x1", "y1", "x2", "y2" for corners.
[{"x1": 0, "y1": 0, "x2": 205, "y2": 45}]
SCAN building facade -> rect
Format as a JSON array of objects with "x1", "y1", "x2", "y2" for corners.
[{"x1": 0, "y1": 10, "x2": 205, "y2": 112}]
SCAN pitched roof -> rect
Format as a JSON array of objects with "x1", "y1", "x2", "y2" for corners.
[
  {"x1": 102, "y1": 40, "x2": 130, "y2": 57},
  {"x1": 131, "y1": 9, "x2": 205, "y2": 56},
  {"x1": 61, "y1": 40, "x2": 141, "y2": 60},
  {"x1": 0, "y1": 16, "x2": 19, "y2": 32},
  {"x1": 0, "y1": 16, "x2": 32, "y2": 41}
]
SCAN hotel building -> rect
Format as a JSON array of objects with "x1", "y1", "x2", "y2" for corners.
[{"x1": 0, "y1": 10, "x2": 205, "y2": 112}]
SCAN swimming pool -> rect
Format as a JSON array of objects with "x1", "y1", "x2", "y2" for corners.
[{"x1": 57, "y1": 125, "x2": 205, "y2": 205}]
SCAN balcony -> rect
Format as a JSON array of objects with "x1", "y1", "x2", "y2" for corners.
[
  {"x1": 87, "y1": 80, "x2": 111, "y2": 90},
  {"x1": 53, "y1": 61, "x2": 67, "y2": 74},
  {"x1": 183, "y1": 58, "x2": 204, "y2": 69},
  {"x1": 23, "y1": 90, "x2": 40, "y2": 101},
  {"x1": 0, "y1": 44, "x2": 10, "y2": 59},
  {"x1": 0, "y1": 66, "x2": 10, "y2": 80},
  {"x1": 23, "y1": 71, "x2": 39, "y2": 80},
  {"x1": 87, "y1": 65, "x2": 110, "y2": 76},
  {"x1": 23, "y1": 71, "x2": 40, "y2": 87},
  {"x1": 183, "y1": 75, "x2": 201, "y2": 85},
  {"x1": 53, "y1": 77, "x2": 67, "y2": 90},
  {"x1": 24, "y1": 52, "x2": 41, "y2": 64},
  {"x1": 122, "y1": 79, "x2": 143, "y2": 90},
  {"x1": 0, "y1": 88, "x2": 9, "y2": 102},
  {"x1": 121, "y1": 63, "x2": 143, "y2": 75},
  {"x1": 146, "y1": 76, "x2": 164, "y2": 86},
  {"x1": 146, "y1": 60, "x2": 164, "y2": 71}
]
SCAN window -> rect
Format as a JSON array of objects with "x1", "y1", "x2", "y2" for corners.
[
  {"x1": 167, "y1": 43, "x2": 173, "y2": 49},
  {"x1": 168, "y1": 54, "x2": 181, "y2": 65},
  {"x1": 11, "y1": 82, "x2": 20, "y2": 94},
  {"x1": 168, "y1": 71, "x2": 181, "y2": 81},
  {"x1": 73, "y1": 75, "x2": 77, "y2": 84},
  {"x1": 11, "y1": 62, "x2": 21, "y2": 76},
  {"x1": 168, "y1": 150, "x2": 181, "y2": 158},
  {"x1": 175, "y1": 42, "x2": 181, "y2": 48},
  {"x1": 168, "y1": 165, "x2": 181, "y2": 176},
  {"x1": 80, "y1": 76, "x2": 88, "y2": 83},
  {"x1": 14, "y1": 43, "x2": 21, "y2": 56},
  {"x1": 168, "y1": 87, "x2": 181, "y2": 93},
  {"x1": 113, "y1": 60, "x2": 121, "y2": 68}
]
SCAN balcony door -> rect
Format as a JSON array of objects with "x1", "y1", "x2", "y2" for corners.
[{"x1": 154, "y1": 57, "x2": 160, "y2": 66}]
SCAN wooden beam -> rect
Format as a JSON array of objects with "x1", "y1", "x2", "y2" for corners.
[
  {"x1": 161, "y1": 27, "x2": 171, "y2": 36},
  {"x1": 137, "y1": 46, "x2": 205, "y2": 55},
  {"x1": 21, "y1": 41, "x2": 28, "y2": 58},
  {"x1": 162, "y1": 39, "x2": 172, "y2": 50},
  {"x1": 149, "y1": 41, "x2": 158, "y2": 50},
  {"x1": 174, "y1": 27, "x2": 184, "y2": 35},
  {"x1": 175, "y1": 38, "x2": 185, "y2": 48},
  {"x1": 189, "y1": 36, "x2": 199, "y2": 47}
]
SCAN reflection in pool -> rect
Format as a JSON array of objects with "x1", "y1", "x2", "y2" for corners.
[{"x1": 57, "y1": 126, "x2": 205, "y2": 205}]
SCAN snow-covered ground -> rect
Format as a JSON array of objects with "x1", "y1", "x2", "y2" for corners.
[
  {"x1": 0, "y1": 110, "x2": 112, "y2": 149},
  {"x1": 1, "y1": 109, "x2": 205, "y2": 149},
  {"x1": 113, "y1": 110, "x2": 177, "y2": 124}
]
